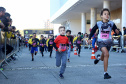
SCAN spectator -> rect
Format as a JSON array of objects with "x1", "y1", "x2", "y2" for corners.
[
  {"x1": 114, "y1": 28, "x2": 122, "y2": 36},
  {"x1": 111, "y1": 30, "x2": 115, "y2": 36},
  {"x1": 123, "y1": 27, "x2": 126, "y2": 35},
  {"x1": 81, "y1": 33, "x2": 84, "y2": 38},
  {"x1": 84, "y1": 33, "x2": 88, "y2": 38},
  {"x1": 0, "y1": 7, "x2": 11, "y2": 31}
]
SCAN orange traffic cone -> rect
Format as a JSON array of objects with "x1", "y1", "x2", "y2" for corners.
[
  {"x1": 94, "y1": 43, "x2": 98, "y2": 52},
  {"x1": 91, "y1": 48, "x2": 96, "y2": 59},
  {"x1": 74, "y1": 47, "x2": 77, "y2": 55}
]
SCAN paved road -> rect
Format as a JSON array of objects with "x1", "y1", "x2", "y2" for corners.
[{"x1": 0, "y1": 47, "x2": 126, "y2": 84}]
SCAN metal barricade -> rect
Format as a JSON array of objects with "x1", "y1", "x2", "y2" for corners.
[
  {"x1": 0, "y1": 30, "x2": 20, "y2": 79},
  {"x1": 110, "y1": 35, "x2": 122, "y2": 52},
  {"x1": 124, "y1": 35, "x2": 126, "y2": 49},
  {"x1": 0, "y1": 29, "x2": 8, "y2": 79}
]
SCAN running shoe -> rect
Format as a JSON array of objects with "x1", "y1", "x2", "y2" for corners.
[
  {"x1": 50, "y1": 56, "x2": 52, "y2": 58},
  {"x1": 59, "y1": 74, "x2": 64, "y2": 79},
  {"x1": 35, "y1": 52, "x2": 37, "y2": 55},
  {"x1": 32, "y1": 58, "x2": 34, "y2": 61},
  {"x1": 104, "y1": 73, "x2": 111, "y2": 79},
  {"x1": 94, "y1": 54, "x2": 100, "y2": 64},
  {"x1": 78, "y1": 54, "x2": 80, "y2": 57},
  {"x1": 68, "y1": 59, "x2": 70, "y2": 62}
]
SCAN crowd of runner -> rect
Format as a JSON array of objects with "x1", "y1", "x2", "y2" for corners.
[{"x1": 25, "y1": 8, "x2": 125, "y2": 79}]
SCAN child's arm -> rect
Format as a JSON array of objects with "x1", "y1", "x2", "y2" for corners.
[
  {"x1": 37, "y1": 38, "x2": 39, "y2": 46},
  {"x1": 88, "y1": 24, "x2": 98, "y2": 43},
  {"x1": 54, "y1": 37, "x2": 58, "y2": 50},
  {"x1": 46, "y1": 39, "x2": 49, "y2": 47},
  {"x1": 73, "y1": 36, "x2": 77, "y2": 43},
  {"x1": 28, "y1": 39, "x2": 33, "y2": 45},
  {"x1": 112, "y1": 24, "x2": 119, "y2": 35},
  {"x1": 89, "y1": 24, "x2": 98, "y2": 40}
]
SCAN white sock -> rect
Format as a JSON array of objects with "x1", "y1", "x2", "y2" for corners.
[
  {"x1": 97, "y1": 57, "x2": 100, "y2": 60},
  {"x1": 104, "y1": 72, "x2": 107, "y2": 74}
]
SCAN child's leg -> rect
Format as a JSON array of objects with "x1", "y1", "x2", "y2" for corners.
[
  {"x1": 67, "y1": 45, "x2": 71, "y2": 59},
  {"x1": 32, "y1": 53, "x2": 34, "y2": 58},
  {"x1": 35, "y1": 47, "x2": 38, "y2": 55},
  {"x1": 101, "y1": 47, "x2": 109, "y2": 72},
  {"x1": 50, "y1": 48, "x2": 52, "y2": 57},
  {"x1": 60, "y1": 51, "x2": 67, "y2": 74},
  {"x1": 92, "y1": 39, "x2": 95, "y2": 48},
  {"x1": 56, "y1": 51, "x2": 61, "y2": 67},
  {"x1": 31, "y1": 47, "x2": 34, "y2": 60},
  {"x1": 78, "y1": 47, "x2": 81, "y2": 54}
]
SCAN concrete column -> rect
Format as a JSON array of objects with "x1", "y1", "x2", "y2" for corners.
[
  {"x1": 66, "y1": 20, "x2": 71, "y2": 30},
  {"x1": 122, "y1": 0, "x2": 126, "y2": 49},
  {"x1": 90, "y1": 8, "x2": 97, "y2": 28},
  {"x1": 103, "y1": 1, "x2": 110, "y2": 10},
  {"x1": 122, "y1": 0, "x2": 126, "y2": 35},
  {"x1": 81, "y1": 13, "x2": 86, "y2": 34}
]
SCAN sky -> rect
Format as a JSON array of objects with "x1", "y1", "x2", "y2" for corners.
[{"x1": 0, "y1": 0, "x2": 50, "y2": 30}]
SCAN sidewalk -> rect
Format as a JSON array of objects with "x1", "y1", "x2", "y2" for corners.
[{"x1": 0, "y1": 47, "x2": 126, "y2": 84}]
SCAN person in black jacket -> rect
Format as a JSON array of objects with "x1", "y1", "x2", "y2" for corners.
[
  {"x1": 66, "y1": 30, "x2": 73, "y2": 62},
  {"x1": 39, "y1": 35, "x2": 45, "y2": 57},
  {"x1": 48, "y1": 35, "x2": 54, "y2": 58}
]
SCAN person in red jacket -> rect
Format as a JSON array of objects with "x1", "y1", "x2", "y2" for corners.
[{"x1": 54, "y1": 26, "x2": 69, "y2": 79}]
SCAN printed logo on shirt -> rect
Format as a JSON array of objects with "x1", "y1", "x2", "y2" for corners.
[{"x1": 100, "y1": 23, "x2": 111, "y2": 39}]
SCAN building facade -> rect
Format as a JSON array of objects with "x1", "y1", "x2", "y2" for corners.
[{"x1": 50, "y1": 0, "x2": 126, "y2": 35}]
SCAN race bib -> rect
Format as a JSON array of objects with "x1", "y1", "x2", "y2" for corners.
[
  {"x1": 69, "y1": 41, "x2": 71, "y2": 45},
  {"x1": 33, "y1": 43, "x2": 36, "y2": 45},
  {"x1": 49, "y1": 41, "x2": 53, "y2": 44},
  {"x1": 40, "y1": 44, "x2": 44, "y2": 46},
  {"x1": 32, "y1": 43, "x2": 36, "y2": 47},
  {"x1": 59, "y1": 44, "x2": 66, "y2": 50},
  {"x1": 100, "y1": 32, "x2": 109, "y2": 39},
  {"x1": 77, "y1": 41, "x2": 81, "y2": 44}
]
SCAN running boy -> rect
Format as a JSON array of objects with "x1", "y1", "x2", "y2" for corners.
[
  {"x1": 54, "y1": 26, "x2": 69, "y2": 79},
  {"x1": 46, "y1": 35, "x2": 54, "y2": 58},
  {"x1": 88, "y1": 8, "x2": 119, "y2": 79},
  {"x1": 39, "y1": 35, "x2": 46, "y2": 57},
  {"x1": 66, "y1": 30, "x2": 73, "y2": 62},
  {"x1": 73, "y1": 32, "x2": 83, "y2": 57},
  {"x1": 30, "y1": 33, "x2": 39, "y2": 61}
]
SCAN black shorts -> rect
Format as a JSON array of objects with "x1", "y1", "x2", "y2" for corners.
[
  {"x1": 40, "y1": 47, "x2": 44, "y2": 52},
  {"x1": 97, "y1": 41, "x2": 111, "y2": 51},
  {"x1": 29, "y1": 44, "x2": 32, "y2": 48},
  {"x1": 48, "y1": 46, "x2": 53, "y2": 52}
]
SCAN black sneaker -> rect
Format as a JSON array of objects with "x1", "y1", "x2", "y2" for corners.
[
  {"x1": 94, "y1": 54, "x2": 100, "y2": 64},
  {"x1": 32, "y1": 58, "x2": 34, "y2": 61},
  {"x1": 68, "y1": 59, "x2": 70, "y2": 62},
  {"x1": 35, "y1": 52, "x2": 37, "y2": 55},
  {"x1": 50, "y1": 56, "x2": 52, "y2": 58},
  {"x1": 42, "y1": 54, "x2": 44, "y2": 57},
  {"x1": 104, "y1": 73, "x2": 111, "y2": 79},
  {"x1": 78, "y1": 54, "x2": 80, "y2": 57},
  {"x1": 59, "y1": 74, "x2": 64, "y2": 79}
]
